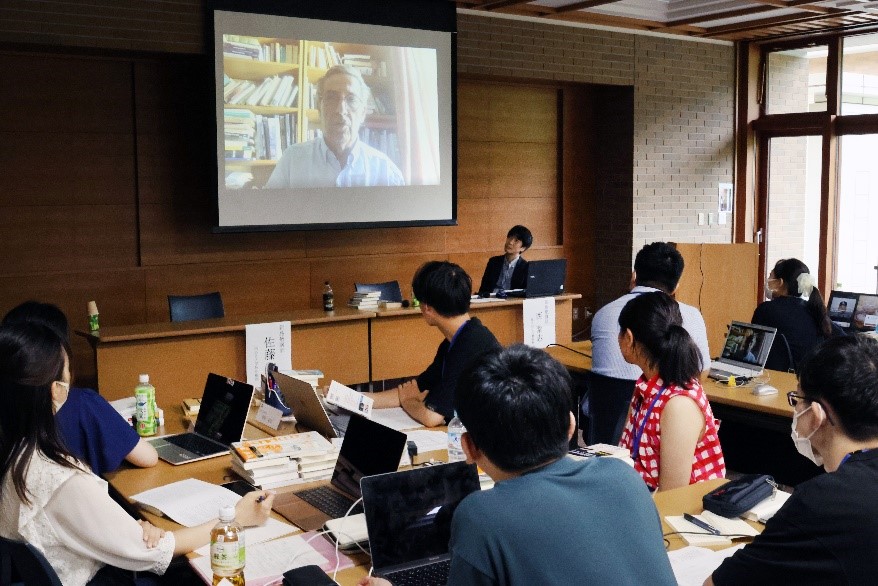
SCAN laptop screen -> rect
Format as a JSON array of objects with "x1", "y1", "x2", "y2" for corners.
[
  {"x1": 330, "y1": 414, "x2": 407, "y2": 499},
  {"x1": 361, "y1": 461, "x2": 480, "y2": 572},
  {"x1": 193, "y1": 373, "x2": 254, "y2": 443},
  {"x1": 854, "y1": 294, "x2": 878, "y2": 331},
  {"x1": 718, "y1": 322, "x2": 776, "y2": 369},
  {"x1": 828, "y1": 291, "x2": 859, "y2": 329},
  {"x1": 524, "y1": 259, "x2": 567, "y2": 297}
]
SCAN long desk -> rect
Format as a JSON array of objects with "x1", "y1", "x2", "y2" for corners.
[
  {"x1": 78, "y1": 295, "x2": 580, "y2": 405},
  {"x1": 546, "y1": 340, "x2": 821, "y2": 486}
]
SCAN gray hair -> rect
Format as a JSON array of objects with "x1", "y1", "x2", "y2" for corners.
[{"x1": 316, "y1": 64, "x2": 371, "y2": 104}]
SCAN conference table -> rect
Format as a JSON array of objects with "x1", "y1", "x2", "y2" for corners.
[{"x1": 77, "y1": 294, "x2": 580, "y2": 406}]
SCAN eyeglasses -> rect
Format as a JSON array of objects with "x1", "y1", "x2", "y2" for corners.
[
  {"x1": 321, "y1": 91, "x2": 364, "y2": 110},
  {"x1": 786, "y1": 391, "x2": 809, "y2": 407}
]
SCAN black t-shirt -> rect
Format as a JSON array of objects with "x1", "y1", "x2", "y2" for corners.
[
  {"x1": 713, "y1": 449, "x2": 878, "y2": 585},
  {"x1": 416, "y1": 317, "x2": 501, "y2": 423}
]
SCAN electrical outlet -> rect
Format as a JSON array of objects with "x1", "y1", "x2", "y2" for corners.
[{"x1": 573, "y1": 308, "x2": 580, "y2": 320}]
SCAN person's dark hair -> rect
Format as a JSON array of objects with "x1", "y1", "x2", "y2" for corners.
[
  {"x1": 798, "y1": 335, "x2": 878, "y2": 441},
  {"x1": 0, "y1": 323, "x2": 79, "y2": 505},
  {"x1": 771, "y1": 258, "x2": 832, "y2": 338},
  {"x1": 411, "y1": 261, "x2": 471, "y2": 317},
  {"x1": 455, "y1": 344, "x2": 571, "y2": 472},
  {"x1": 618, "y1": 291, "x2": 703, "y2": 386},
  {"x1": 2, "y1": 301, "x2": 70, "y2": 344},
  {"x1": 507, "y1": 225, "x2": 533, "y2": 251},
  {"x1": 633, "y1": 242, "x2": 684, "y2": 293}
]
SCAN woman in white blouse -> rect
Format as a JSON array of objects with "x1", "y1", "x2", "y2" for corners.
[{"x1": 0, "y1": 322, "x2": 275, "y2": 585}]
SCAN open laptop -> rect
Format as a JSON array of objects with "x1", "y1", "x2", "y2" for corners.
[
  {"x1": 271, "y1": 413, "x2": 407, "y2": 531},
  {"x1": 272, "y1": 370, "x2": 349, "y2": 439},
  {"x1": 506, "y1": 259, "x2": 567, "y2": 298},
  {"x1": 827, "y1": 290, "x2": 860, "y2": 331},
  {"x1": 361, "y1": 461, "x2": 480, "y2": 585},
  {"x1": 149, "y1": 373, "x2": 254, "y2": 465},
  {"x1": 708, "y1": 321, "x2": 777, "y2": 380}
]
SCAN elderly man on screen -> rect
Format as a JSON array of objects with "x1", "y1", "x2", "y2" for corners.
[{"x1": 265, "y1": 64, "x2": 404, "y2": 188}]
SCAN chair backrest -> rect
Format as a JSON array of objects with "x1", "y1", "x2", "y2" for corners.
[
  {"x1": 0, "y1": 537, "x2": 62, "y2": 586},
  {"x1": 354, "y1": 281, "x2": 403, "y2": 303},
  {"x1": 764, "y1": 332, "x2": 796, "y2": 373},
  {"x1": 167, "y1": 292, "x2": 225, "y2": 323}
]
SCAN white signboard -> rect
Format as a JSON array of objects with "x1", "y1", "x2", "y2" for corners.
[
  {"x1": 245, "y1": 321, "x2": 292, "y2": 388},
  {"x1": 523, "y1": 297, "x2": 556, "y2": 348}
]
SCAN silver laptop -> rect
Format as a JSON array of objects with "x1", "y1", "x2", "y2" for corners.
[
  {"x1": 149, "y1": 373, "x2": 254, "y2": 465},
  {"x1": 271, "y1": 371, "x2": 349, "y2": 439},
  {"x1": 361, "y1": 461, "x2": 480, "y2": 585},
  {"x1": 708, "y1": 321, "x2": 777, "y2": 380}
]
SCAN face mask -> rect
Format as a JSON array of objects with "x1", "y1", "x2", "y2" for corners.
[
  {"x1": 790, "y1": 404, "x2": 823, "y2": 466},
  {"x1": 764, "y1": 282, "x2": 774, "y2": 300}
]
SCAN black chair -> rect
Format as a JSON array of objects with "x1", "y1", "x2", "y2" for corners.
[
  {"x1": 354, "y1": 281, "x2": 403, "y2": 303},
  {"x1": 764, "y1": 332, "x2": 796, "y2": 373},
  {"x1": 581, "y1": 371, "x2": 637, "y2": 445},
  {"x1": 167, "y1": 292, "x2": 225, "y2": 323},
  {"x1": 0, "y1": 536, "x2": 62, "y2": 586}
]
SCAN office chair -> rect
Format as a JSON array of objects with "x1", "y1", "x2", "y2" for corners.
[
  {"x1": 764, "y1": 332, "x2": 796, "y2": 373},
  {"x1": 581, "y1": 371, "x2": 637, "y2": 445},
  {"x1": 0, "y1": 536, "x2": 62, "y2": 586},
  {"x1": 167, "y1": 292, "x2": 225, "y2": 323},
  {"x1": 354, "y1": 281, "x2": 403, "y2": 303}
]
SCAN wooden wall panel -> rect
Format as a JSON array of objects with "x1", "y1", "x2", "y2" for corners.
[
  {"x1": 458, "y1": 141, "x2": 557, "y2": 200},
  {"x1": 450, "y1": 198, "x2": 559, "y2": 253}
]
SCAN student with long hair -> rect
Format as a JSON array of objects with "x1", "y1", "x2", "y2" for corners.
[
  {"x1": 617, "y1": 292, "x2": 725, "y2": 491},
  {"x1": 755, "y1": 258, "x2": 841, "y2": 371},
  {"x1": 0, "y1": 322, "x2": 274, "y2": 585}
]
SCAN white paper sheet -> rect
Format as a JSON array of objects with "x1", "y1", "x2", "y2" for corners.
[
  {"x1": 370, "y1": 407, "x2": 422, "y2": 431},
  {"x1": 190, "y1": 533, "x2": 328, "y2": 582},
  {"x1": 665, "y1": 512, "x2": 758, "y2": 547},
  {"x1": 245, "y1": 321, "x2": 292, "y2": 388},
  {"x1": 131, "y1": 479, "x2": 240, "y2": 527},
  {"x1": 667, "y1": 545, "x2": 744, "y2": 586},
  {"x1": 523, "y1": 297, "x2": 556, "y2": 348},
  {"x1": 193, "y1": 517, "x2": 298, "y2": 557}
]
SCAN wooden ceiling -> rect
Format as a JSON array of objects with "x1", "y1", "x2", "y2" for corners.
[{"x1": 455, "y1": 0, "x2": 878, "y2": 42}]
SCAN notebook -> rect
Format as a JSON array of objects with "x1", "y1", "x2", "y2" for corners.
[
  {"x1": 505, "y1": 259, "x2": 567, "y2": 298},
  {"x1": 272, "y1": 370, "x2": 349, "y2": 439},
  {"x1": 361, "y1": 461, "x2": 480, "y2": 585},
  {"x1": 149, "y1": 373, "x2": 254, "y2": 465},
  {"x1": 271, "y1": 413, "x2": 407, "y2": 531},
  {"x1": 708, "y1": 321, "x2": 777, "y2": 380}
]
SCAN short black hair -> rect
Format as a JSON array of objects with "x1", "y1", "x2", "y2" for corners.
[
  {"x1": 2, "y1": 301, "x2": 70, "y2": 344},
  {"x1": 411, "y1": 261, "x2": 472, "y2": 317},
  {"x1": 633, "y1": 242, "x2": 684, "y2": 292},
  {"x1": 798, "y1": 335, "x2": 878, "y2": 441},
  {"x1": 455, "y1": 344, "x2": 572, "y2": 472},
  {"x1": 507, "y1": 225, "x2": 533, "y2": 251}
]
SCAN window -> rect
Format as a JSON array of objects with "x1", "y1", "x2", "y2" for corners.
[
  {"x1": 766, "y1": 45, "x2": 828, "y2": 114},
  {"x1": 841, "y1": 33, "x2": 878, "y2": 116}
]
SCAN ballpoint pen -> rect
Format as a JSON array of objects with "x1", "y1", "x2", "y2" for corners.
[{"x1": 683, "y1": 513, "x2": 722, "y2": 535}]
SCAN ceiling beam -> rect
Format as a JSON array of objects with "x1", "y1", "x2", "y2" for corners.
[
  {"x1": 701, "y1": 8, "x2": 852, "y2": 37},
  {"x1": 545, "y1": 9, "x2": 708, "y2": 34},
  {"x1": 476, "y1": 0, "x2": 534, "y2": 10},
  {"x1": 553, "y1": 0, "x2": 627, "y2": 13},
  {"x1": 666, "y1": 5, "x2": 778, "y2": 27}
]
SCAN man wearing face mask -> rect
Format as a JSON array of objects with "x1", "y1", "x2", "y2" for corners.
[{"x1": 707, "y1": 335, "x2": 878, "y2": 585}]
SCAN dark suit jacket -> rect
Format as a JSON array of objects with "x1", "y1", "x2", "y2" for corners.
[{"x1": 478, "y1": 255, "x2": 529, "y2": 294}]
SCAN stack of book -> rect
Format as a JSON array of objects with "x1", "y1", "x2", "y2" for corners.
[
  {"x1": 348, "y1": 291, "x2": 381, "y2": 310},
  {"x1": 181, "y1": 398, "x2": 201, "y2": 418},
  {"x1": 230, "y1": 432, "x2": 338, "y2": 489}
]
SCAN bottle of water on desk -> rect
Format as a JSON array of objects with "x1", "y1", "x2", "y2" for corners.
[
  {"x1": 211, "y1": 505, "x2": 245, "y2": 586},
  {"x1": 134, "y1": 374, "x2": 156, "y2": 437},
  {"x1": 447, "y1": 411, "x2": 466, "y2": 463}
]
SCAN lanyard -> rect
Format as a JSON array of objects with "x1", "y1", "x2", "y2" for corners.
[
  {"x1": 630, "y1": 381, "x2": 667, "y2": 460},
  {"x1": 840, "y1": 448, "x2": 872, "y2": 467}
]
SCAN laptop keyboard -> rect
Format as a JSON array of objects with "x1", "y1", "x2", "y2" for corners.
[
  {"x1": 165, "y1": 433, "x2": 224, "y2": 456},
  {"x1": 296, "y1": 486, "x2": 361, "y2": 518},
  {"x1": 710, "y1": 362, "x2": 757, "y2": 378},
  {"x1": 382, "y1": 560, "x2": 451, "y2": 586}
]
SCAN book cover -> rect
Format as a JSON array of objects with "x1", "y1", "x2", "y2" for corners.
[{"x1": 231, "y1": 431, "x2": 333, "y2": 463}]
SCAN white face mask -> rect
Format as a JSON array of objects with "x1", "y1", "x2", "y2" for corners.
[
  {"x1": 764, "y1": 282, "x2": 774, "y2": 301},
  {"x1": 790, "y1": 404, "x2": 823, "y2": 466}
]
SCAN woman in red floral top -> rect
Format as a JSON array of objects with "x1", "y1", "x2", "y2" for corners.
[{"x1": 617, "y1": 292, "x2": 725, "y2": 491}]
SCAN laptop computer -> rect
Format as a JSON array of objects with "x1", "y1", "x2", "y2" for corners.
[
  {"x1": 149, "y1": 373, "x2": 254, "y2": 465},
  {"x1": 271, "y1": 370, "x2": 349, "y2": 439},
  {"x1": 361, "y1": 461, "x2": 480, "y2": 585},
  {"x1": 708, "y1": 321, "x2": 777, "y2": 380},
  {"x1": 506, "y1": 259, "x2": 567, "y2": 298},
  {"x1": 828, "y1": 290, "x2": 860, "y2": 331},
  {"x1": 271, "y1": 413, "x2": 407, "y2": 531},
  {"x1": 853, "y1": 294, "x2": 878, "y2": 331}
]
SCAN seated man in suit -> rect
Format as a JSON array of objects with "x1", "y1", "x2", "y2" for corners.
[
  {"x1": 709, "y1": 335, "x2": 878, "y2": 584},
  {"x1": 477, "y1": 225, "x2": 532, "y2": 295},
  {"x1": 370, "y1": 261, "x2": 500, "y2": 427},
  {"x1": 361, "y1": 345, "x2": 675, "y2": 586},
  {"x1": 2, "y1": 301, "x2": 158, "y2": 475},
  {"x1": 587, "y1": 242, "x2": 711, "y2": 444}
]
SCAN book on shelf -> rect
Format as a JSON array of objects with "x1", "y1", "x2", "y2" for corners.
[{"x1": 230, "y1": 431, "x2": 333, "y2": 464}]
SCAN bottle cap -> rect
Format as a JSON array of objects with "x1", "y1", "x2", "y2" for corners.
[
  {"x1": 87, "y1": 301, "x2": 98, "y2": 316},
  {"x1": 219, "y1": 505, "x2": 236, "y2": 522},
  {"x1": 139, "y1": 374, "x2": 150, "y2": 384},
  {"x1": 324, "y1": 280, "x2": 330, "y2": 285}
]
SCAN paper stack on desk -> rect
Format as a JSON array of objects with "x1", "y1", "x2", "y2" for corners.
[{"x1": 131, "y1": 479, "x2": 240, "y2": 527}]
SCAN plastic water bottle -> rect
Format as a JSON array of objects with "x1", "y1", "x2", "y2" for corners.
[
  {"x1": 211, "y1": 505, "x2": 245, "y2": 586},
  {"x1": 134, "y1": 374, "x2": 157, "y2": 437},
  {"x1": 323, "y1": 281, "x2": 334, "y2": 312},
  {"x1": 447, "y1": 411, "x2": 466, "y2": 463}
]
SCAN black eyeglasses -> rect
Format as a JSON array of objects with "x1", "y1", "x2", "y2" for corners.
[{"x1": 787, "y1": 391, "x2": 810, "y2": 407}]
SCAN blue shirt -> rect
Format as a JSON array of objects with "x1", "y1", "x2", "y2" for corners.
[
  {"x1": 265, "y1": 135, "x2": 404, "y2": 188},
  {"x1": 55, "y1": 387, "x2": 140, "y2": 476}
]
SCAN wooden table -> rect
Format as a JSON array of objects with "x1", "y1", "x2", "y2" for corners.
[
  {"x1": 371, "y1": 294, "x2": 580, "y2": 380},
  {"x1": 77, "y1": 308, "x2": 373, "y2": 406}
]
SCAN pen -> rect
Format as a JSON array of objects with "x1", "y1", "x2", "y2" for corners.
[
  {"x1": 256, "y1": 493, "x2": 268, "y2": 503},
  {"x1": 683, "y1": 513, "x2": 721, "y2": 535}
]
